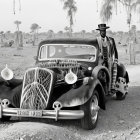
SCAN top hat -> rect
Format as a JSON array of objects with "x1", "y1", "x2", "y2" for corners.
[{"x1": 96, "y1": 24, "x2": 110, "y2": 30}]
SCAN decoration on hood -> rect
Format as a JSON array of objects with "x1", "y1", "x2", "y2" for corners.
[
  {"x1": 65, "y1": 69, "x2": 77, "y2": 84},
  {"x1": 1, "y1": 64, "x2": 14, "y2": 80}
]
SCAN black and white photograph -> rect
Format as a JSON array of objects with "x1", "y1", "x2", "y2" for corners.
[{"x1": 0, "y1": 0, "x2": 139, "y2": 139}]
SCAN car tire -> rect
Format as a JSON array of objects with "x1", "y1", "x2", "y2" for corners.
[
  {"x1": 0, "y1": 116, "x2": 11, "y2": 121},
  {"x1": 80, "y1": 90, "x2": 99, "y2": 130}
]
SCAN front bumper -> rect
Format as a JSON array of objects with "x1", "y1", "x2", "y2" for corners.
[{"x1": 0, "y1": 106, "x2": 84, "y2": 120}]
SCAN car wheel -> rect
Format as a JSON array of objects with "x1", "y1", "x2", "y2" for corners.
[{"x1": 80, "y1": 90, "x2": 99, "y2": 130}]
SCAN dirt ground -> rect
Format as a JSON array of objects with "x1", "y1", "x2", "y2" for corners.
[{"x1": 0, "y1": 46, "x2": 140, "y2": 140}]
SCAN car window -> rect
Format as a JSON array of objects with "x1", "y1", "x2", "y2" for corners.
[
  {"x1": 65, "y1": 46, "x2": 94, "y2": 55},
  {"x1": 40, "y1": 45, "x2": 47, "y2": 59},
  {"x1": 39, "y1": 44, "x2": 96, "y2": 61},
  {"x1": 49, "y1": 46, "x2": 56, "y2": 57}
]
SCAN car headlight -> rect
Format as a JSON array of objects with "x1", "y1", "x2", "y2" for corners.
[{"x1": 65, "y1": 69, "x2": 77, "y2": 84}]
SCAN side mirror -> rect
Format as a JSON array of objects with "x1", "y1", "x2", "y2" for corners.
[{"x1": 33, "y1": 56, "x2": 37, "y2": 60}]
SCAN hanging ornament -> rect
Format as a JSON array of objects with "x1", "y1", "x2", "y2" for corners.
[
  {"x1": 65, "y1": 69, "x2": 77, "y2": 84},
  {"x1": 1, "y1": 64, "x2": 14, "y2": 80}
]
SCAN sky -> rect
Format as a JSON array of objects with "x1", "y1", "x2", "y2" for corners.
[{"x1": 0, "y1": 0, "x2": 139, "y2": 33}]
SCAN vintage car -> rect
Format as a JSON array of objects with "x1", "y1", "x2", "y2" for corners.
[{"x1": 0, "y1": 38, "x2": 129, "y2": 130}]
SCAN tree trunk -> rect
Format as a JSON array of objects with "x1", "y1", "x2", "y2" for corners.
[
  {"x1": 128, "y1": 23, "x2": 132, "y2": 64},
  {"x1": 32, "y1": 33, "x2": 36, "y2": 46},
  {"x1": 69, "y1": 11, "x2": 73, "y2": 37},
  {"x1": 16, "y1": 25, "x2": 20, "y2": 49},
  {"x1": 15, "y1": 32, "x2": 19, "y2": 49},
  {"x1": 19, "y1": 31, "x2": 23, "y2": 49}
]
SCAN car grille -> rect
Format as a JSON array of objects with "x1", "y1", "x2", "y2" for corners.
[{"x1": 20, "y1": 68, "x2": 53, "y2": 110}]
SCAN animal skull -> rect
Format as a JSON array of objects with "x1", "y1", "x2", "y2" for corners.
[
  {"x1": 53, "y1": 101, "x2": 62, "y2": 110},
  {"x1": 53, "y1": 101, "x2": 62, "y2": 121},
  {"x1": 2, "y1": 99, "x2": 10, "y2": 108}
]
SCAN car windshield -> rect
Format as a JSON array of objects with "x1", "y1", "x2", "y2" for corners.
[{"x1": 39, "y1": 44, "x2": 96, "y2": 61}]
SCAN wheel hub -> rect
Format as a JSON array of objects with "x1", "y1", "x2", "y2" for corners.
[{"x1": 90, "y1": 95, "x2": 99, "y2": 123}]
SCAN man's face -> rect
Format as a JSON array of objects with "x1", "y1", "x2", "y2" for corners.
[{"x1": 100, "y1": 30, "x2": 106, "y2": 38}]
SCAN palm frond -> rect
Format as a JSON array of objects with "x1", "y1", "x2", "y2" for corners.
[
  {"x1": 131, "y1": 0, "x2": 140, "y2": 12},
  {"x1": 100, "y1": 0, "x2": 114, "y2": 22}
]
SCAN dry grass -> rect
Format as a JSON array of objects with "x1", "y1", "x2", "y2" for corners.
[
  {"x1": 117, "y1": 45, "x2": 140, "y2": 65},
  {"x1": 0, "y1": 46, "x2": 38, "y2": 78}
]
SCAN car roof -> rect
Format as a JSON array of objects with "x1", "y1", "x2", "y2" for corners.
[{"x1": 38, "y1": 38, "x2": 98, "y2": 46}]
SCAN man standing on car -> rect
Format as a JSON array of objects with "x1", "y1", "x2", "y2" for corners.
[{"x1": 96, "y1": 24, "x2": 118, "y2": 93}]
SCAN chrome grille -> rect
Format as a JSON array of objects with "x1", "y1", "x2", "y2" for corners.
[{"x1": 20, "y1": 68, "x2": 53, "y2": 110}]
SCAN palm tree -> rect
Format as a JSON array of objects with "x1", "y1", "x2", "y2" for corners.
[
  {"x1": 64, "y1": 26, "x2": 70, "y2": 32},
  {"x1": 58, "y1": 30, "x2": 63, "y2": 35},
  {"x1": 100, "y1": 0, "x2": 140, "y2": 34},
  {"x1": 57, "y1": 31, "x2": 63, "y2": 37},
  {"x1": 14, "y1": 20, "x2": 21, "y2": 32},
  {"x1": 30, "y1": 23, "x2": 39, "y2": 46},
  {"x1": 81, "y1": 30, "x2": 86, "y2": 38},
  {"x1": 47, "y1": 30, "x2": 54, "y2": 38},
  {"x1": 0, "y1": 31, "x2": 4, "y2": 45},
  {"x1": 64, "y1": 26, "x2": 71, "y2": 37},
  {"x1": 61, "y1": 0, "x2": 77, "y2": 35},
  {"x1": 14, "y1": 20, "x2": 22, "y2": 49},
  {"x1": 36, "y1": 26, "x2": 41, "y2": 42},
  {"x1": 129, "y1": 25, "x2": 137, "y2": 64},
  {"x1": 100, "y1": 0, "x2": 113, "y2": 23},
  {"x1": 100, "y1": 0, "x2": 140, "y2": 64},
  {"x1": 100, "y1": 0, "x2": 140, "y2": 23},
  {"x1": 130, "y1": 25, "x2": 136, "y2": 40},
  {"x1": 5, "y1": 31, "x2": 11, "y2": 40}
]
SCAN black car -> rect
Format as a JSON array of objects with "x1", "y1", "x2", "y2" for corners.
[{"x1": 0, "y1": 38, "x2": 129, "y2": 130}]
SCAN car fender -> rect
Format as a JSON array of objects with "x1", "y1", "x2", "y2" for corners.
[
  {"x1": 0, "y1": 77, "x2": 22, "y2": 108},
  {"x1": 56, "y1": 78, "x2": 106, "y2": 110},
  {"x1": 117, "y1": 63, "x2": 129, "y2": 83},
  {"x1": 117, "y1": 63, "x2": 126, "y2": 77},
  {"x1": 92, "y1": 66, "x2": 110, "y2": 91}
]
